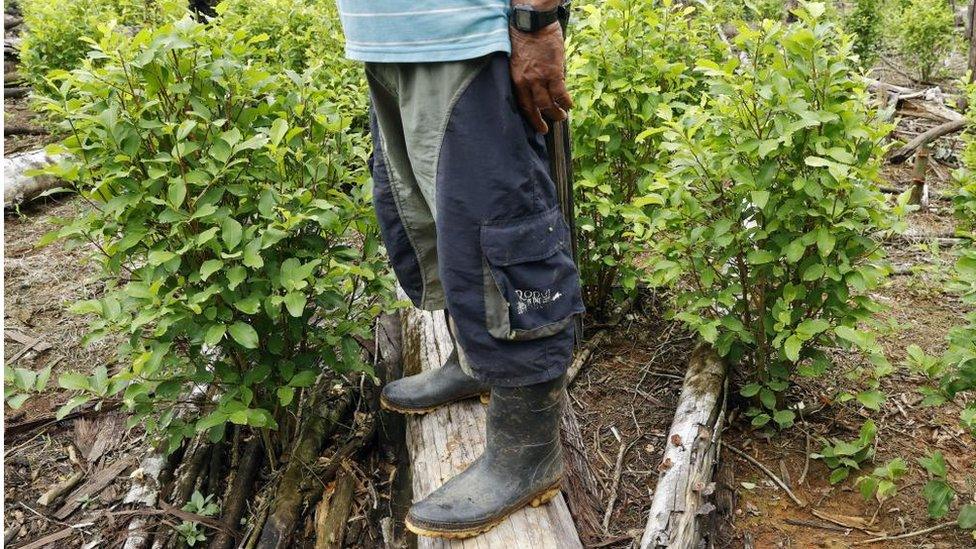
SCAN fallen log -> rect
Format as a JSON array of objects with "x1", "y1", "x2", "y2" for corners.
[
  {"x1": 889, "y1": 119, "x2": 967, "y2": 165},
  {"x1": 639, "y1": 343, "x2": 727, "y2": 549},
  {"x1": 210, "y1": 436, "x2": 263, "y2": 549},
  {"x1": 3, "y1": 148, "x2": 67, "y2": 208},
  {"x1": 400, "y1": 308, "x2": 584, "y2": 548},
  {"x1": 121, "y1": 452, "x2": 169, "y2": 549},
  {"x1": 5, "y1": 86, "x2": 28, "y2": 98},
  {"x1": 313, "y1": 472, "x2": 357, "y2": 549},
  {"x1": 256, "y1": 382, "x2": 353, "y2": 548}
]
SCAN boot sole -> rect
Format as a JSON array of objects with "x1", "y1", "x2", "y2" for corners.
[
  {"x1": 380, "y1": 392, "x2": 490, "y2": 415},
  {"x1": 403, "y1": 481, "x2": 562, "y2": 540}
]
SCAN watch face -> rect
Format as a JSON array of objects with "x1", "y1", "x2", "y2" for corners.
[{"x1": 515, "y1": 10, "x2": 533, "y2": 31}]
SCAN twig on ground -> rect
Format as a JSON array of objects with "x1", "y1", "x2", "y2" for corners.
[
  {"x1": 601, "y1": 437, "x2": 634, "y2": 532},
  {"x1": 725, "y1": 444, "x2": 806, "y2": 507},
  {"x1": 783, "y1": 518, "x2": 850, "y2": 533},
  {"x1": 851, "y1": 522, "x2": 956, "y2": 546},
  {"x1": 797, "y1": 430, "x2": 810, "y2": 486}
]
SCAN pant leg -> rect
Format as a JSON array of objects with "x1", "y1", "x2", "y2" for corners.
[
  {"x1": 367, "y1": 54, "x2": 584, "y2": 387},
  {"x1": 435, "y1": 54, "x2": 584, "y2": 387}
]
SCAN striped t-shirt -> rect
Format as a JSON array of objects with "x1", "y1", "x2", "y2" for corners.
[{"x1": 336, "y1": 1, "x2": 511, "y2": 63}]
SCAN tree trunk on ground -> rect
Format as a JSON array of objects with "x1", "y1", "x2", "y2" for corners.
[
  {"x1": 4, "y1": 149, "x2": 66, "y2": 208},
  {"x1": 313, "y1": 473, "x2": 357, "y2": 549},
  {"x1": 400, "y1": 307, "x2": 585, "y2": 549},
  {"x1": 889, "y1": 119, "x2": 967, "y2": 165},
  {"x1": 257, "y1": 382, "x2": 353, "y2": 548},
  {"x1": 640, "y1": 344, "x2": 727, "y2": 549},
  {"x1": 211, "y1": 436, "x2": 263, "y2": 549}
]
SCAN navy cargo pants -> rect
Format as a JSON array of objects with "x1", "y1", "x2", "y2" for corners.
[{"x1": 367, "y1": 52, "x2": 584, "y2": 387}]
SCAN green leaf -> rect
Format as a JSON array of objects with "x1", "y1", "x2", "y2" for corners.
[
  {"x1": 759, "y1": 387, "x2": 777, "y2": 410},
  {"x1": 226, "y1": 266, "x2": 246, "y2": 290},
  {"x1": 751, "y1": 190, "x2": 770, "y2": 209},
  {"x1": 269, "y1": 118, "x2": 288, "y2": 146},
  {"x1": 58, "y1": 372, "x2": 91, "y2": 391},
  {"x1": 228, "y1": 322, "x2": 259, "y2": 349},
  {"x1": 785, "y1": 239, "x2": 806, "y2": 263},
  {"x1": 200, "y1": 259, "x2": 223, "y2": 281},
  {"x1": 283, "y1": 292, "x2": 307, "y2": 317},
  {"x1": 204, "y1": 324, "x2": 226, "y2": 346},
  {"x1": 747, "y1": 249, "x2": 777, "y2": 265},
  {"x1": 784, "y1": 335, "x2": 803, "y2": 362},
  {"x1": 829, "y1": 467, "x2": 850, "y2": 485},
  {"x1": 56, "y1": 395, "x2": 91, "y2": 420},
  {"x1": 221, "y1": 218, "x2": 243, "y2": 250},
  {"x1": 288, "y1": 370, "x2": 318, "y2": 388},
  {"x1": 856, "y1": 389, "x2": 884, "y2": 411},
  {"x1": 773, "y1": 409, "x2": 795, "y2": 428},
  {"x1": 918, "y1": 451, "x2": 948, "y2": 478},
  {"x1": 168, "y1": 179, "x2": 186, "y2": 208},
  {"x1": 958, "y1": 504, "x2": 976, "y2": 530},
  {"x1": 740, "y1": 383, "x2": 762, "y2": 398},
  {"x1": 922, "y1": 479, "x2": 954, "y2": 518},
  {"x1": 6, "y1": 393, "x2": 30, "y2": 409},
  {"x1": 243, "y1": 239, "x2": 263, "y2": 269},
  {"x1": 277, "y1": 386, "x2": 295, "y2": 407},
  {"x1": 816, "y1": 227, "x2": 836, "y2": 256}
]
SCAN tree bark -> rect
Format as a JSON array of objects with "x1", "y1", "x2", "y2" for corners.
[
  {"x1": 640, "y1": 344, "x2": 727, "y2": 549},
  {"x1": 3, "y1": 149, "x2": 67, "y2": 208},
  {"x1": 210, "y1": 436, "x2": 263, "y2": 549},
  {"x1": 889, "y1": 119, "x2": 967, "y2": 164},
  {"x1": 256, "y1": 383, "x2": 353, "y2": 548}
]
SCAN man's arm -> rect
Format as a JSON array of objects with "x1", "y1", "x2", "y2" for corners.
[{"x1": 509, "y1": 1, "x2": 572, "y2": 135}]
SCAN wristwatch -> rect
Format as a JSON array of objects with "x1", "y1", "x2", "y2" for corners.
[{"x1": 510, "y1": 3, "x2": 569, "y2": 32}]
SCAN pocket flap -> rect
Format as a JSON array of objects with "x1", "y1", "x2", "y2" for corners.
[{"x1": 480, "y1": 207, "x2": 569, "y2": 267}]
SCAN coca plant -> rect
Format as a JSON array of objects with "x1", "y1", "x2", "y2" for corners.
[
  {"x1": 567, "y1": 0, "x2": 722, "y2": 314},
  {"x1": 35, "y1": 18, "x2": 394, "y2": 452},
  {"x1": 643, "y1": 4, "x2": 905, "y2": 429}
]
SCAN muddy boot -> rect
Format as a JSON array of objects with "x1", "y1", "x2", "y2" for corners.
[
  {"x1": 380, "y1": 348, "x2": 490, "y2": 414},
  {"x1": 405, "y1": 374, "x2": 565, "y2": 539}
]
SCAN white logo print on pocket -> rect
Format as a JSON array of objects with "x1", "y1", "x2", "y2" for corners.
[{"x1": 514, "y1": 289, "x2": 562, "y2": 315}]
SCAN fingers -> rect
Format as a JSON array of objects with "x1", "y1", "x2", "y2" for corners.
[
  {"x1": 516, "y1": 82, "x2": 548, "y2": 134},
  {"x1": 548, "y1": 77, "x2": 573, "y2": 111},
  {"x1": 533, "y1": 84, "x2": 563, "y2": 132}
]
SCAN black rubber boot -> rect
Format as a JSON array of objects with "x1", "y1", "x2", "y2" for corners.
[
  {"x1": 380, "y1": 348, "x2": 490, "y2": 415},
  {"x1": 405, "y1": 374, "x2": 565, "y2": 539}
]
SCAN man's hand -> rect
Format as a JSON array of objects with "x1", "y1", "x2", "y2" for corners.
[{"x1": 509, "y1": 20, "x2": 572, "y2": 134}]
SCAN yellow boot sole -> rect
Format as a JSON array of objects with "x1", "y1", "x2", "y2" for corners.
[{"x1": 404, "y1": 483, "x2": 561, "y2": 540}]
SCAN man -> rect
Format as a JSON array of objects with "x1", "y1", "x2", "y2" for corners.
[{"x1": 336, "y1": 0, "x2": 584, "y2": 539}]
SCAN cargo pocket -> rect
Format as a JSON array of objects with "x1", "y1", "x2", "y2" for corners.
[{"x1": 481, "y1": 207, "x2": 584, "y2": 341}]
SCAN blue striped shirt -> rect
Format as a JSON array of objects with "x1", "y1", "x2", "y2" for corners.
[{"x1": 336, "y1": 1, "x2": 512, "y2": 63}]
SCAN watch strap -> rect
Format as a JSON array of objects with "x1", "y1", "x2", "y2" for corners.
[{"x1": 512, "y1": 4, "x2": 561, "y2": 32}]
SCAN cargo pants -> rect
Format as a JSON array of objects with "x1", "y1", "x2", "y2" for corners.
[{"x1": 367, "y1": 52, "x2": 584, "y2": 387}]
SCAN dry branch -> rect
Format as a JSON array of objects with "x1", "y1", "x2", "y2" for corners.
[
  {"x1": 36, "y1": 471, "x2": 84, "y2": 506},
  {"x1": 640, "y1": 344, "x2": 727, "y2": 549},
  {"x1": 889, "y1": 119, "x2": 967, "y2": 165},
  {"x1": 54, "y1": 457, "x2": 133, "y2": 520}
]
